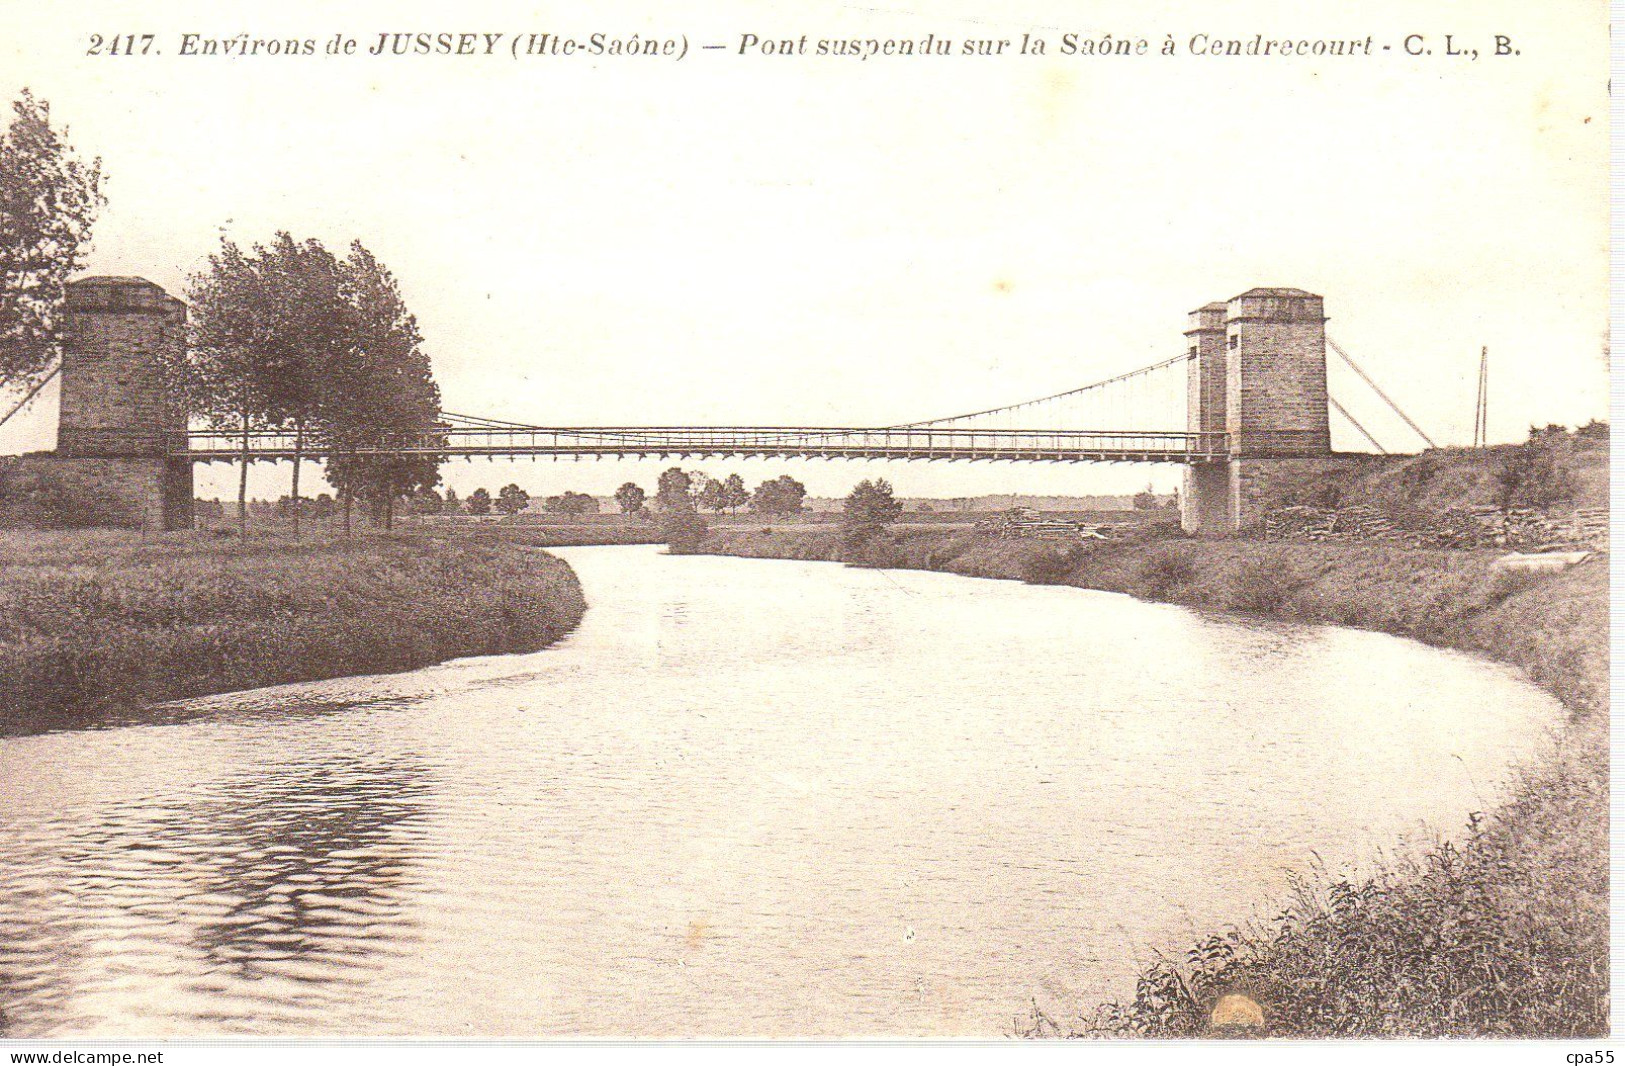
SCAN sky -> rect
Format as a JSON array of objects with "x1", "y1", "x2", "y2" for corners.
[{"x1": 0, "y1": 0, "x2": 1609, "y2": 501}]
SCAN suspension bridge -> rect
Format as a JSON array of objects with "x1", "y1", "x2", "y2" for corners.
[{"x1": 4, "y1": 278, "x2": 1434, "y2": 534}]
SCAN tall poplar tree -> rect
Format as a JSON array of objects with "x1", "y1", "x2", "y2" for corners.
[
  {"x1": 0, "y1": 90, "x2": 105, "y2": 391},
  {"x1": 322, "y1": 241, "x2": 442, "y2": 531},
  {"x1": 185, "y1": 234, "x2": 350, "y2": 533}
]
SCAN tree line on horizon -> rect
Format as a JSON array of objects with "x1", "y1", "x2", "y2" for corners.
[
  {"x1": 405, "y1": 470, "x2": 815, "y2": 519},
  {"x1": 201, "y1": 470, "x2": 890, "y2": 527},
  {"x1": 628, "y1": 469, "x2": 809, "y2": 517}
]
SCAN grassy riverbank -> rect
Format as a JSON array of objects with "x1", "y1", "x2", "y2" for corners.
[
  {"x1": 699, "y1": 526, "x2": 1609, "y2": 1038},
  {"x1": 0, "y1": 530, "x2": 586, "y2": 735}
]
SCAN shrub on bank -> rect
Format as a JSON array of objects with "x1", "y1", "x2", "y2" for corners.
[
  {"x1": 662, "y1": 512, "x2": 710, "y2": 554},
  {"x1": 1020, "y1": 545, "x2": 1084, "y2": 585},
  {"x1": 1222, "y1": 557, "x2": 1305, "y2": 613},
  {"x1": 840, "y1": 527, "x2": 909, "y2": 568},
  {"x1": 1136, "y1": 547, "x2": 1197, "y2": 598}
]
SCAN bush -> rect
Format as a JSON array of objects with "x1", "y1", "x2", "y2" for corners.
[
  {"x1": 1222, "y1": 558, "x2": 1303, "y2": 612},
  {"x1": 0, "y1": 460, "x2": 131, "y2": 529},
  {"x1": 842, "y1": 478, "x2": 904, "y2": 533},
  {"x1": 661, "y1": 512, "x2": 710, "y2": 554},
  {"x1": 1137, "y1": 548, "x2": 1197, "y2": 598},
  {"x1": 1496, "y1": 436, "x2": 1577, "y2": 510},
  {"x1": 924, "y1": 540, "x2": 970, "y2": 572},
  {"x1": 839, "y1": 526, "x2": 908, "y2": 568},
  {"x1": 1067, "y1": 806, "x2": 1607, "y2": 1038},
  {"x1": 1133, "y1": 519, "x2": 1187, "y2": 541},
  {"x1": 1021, "y1": 545, "x2": 1083, "y2": 585}
]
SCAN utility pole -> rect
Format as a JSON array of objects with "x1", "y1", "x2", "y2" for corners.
[{"x1": 1473, "y1": 346, "x2": 1488, "y2": 448}]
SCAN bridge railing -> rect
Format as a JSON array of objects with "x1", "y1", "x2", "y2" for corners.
[{"x1": 171, "y1": 425, "x2": 1232, "y2": 462}]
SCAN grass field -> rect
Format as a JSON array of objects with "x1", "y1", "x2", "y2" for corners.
[
  {"x1": 0, "y1": 529, "x2": 586, "y2": 735},
  {"x1": 698, "y1": 526, "x2": 1609, "y2": 1038}
]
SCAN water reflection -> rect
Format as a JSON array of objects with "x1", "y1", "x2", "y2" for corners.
[{"x1": 0, "y1": 734, "x2": 429, "y2": 1035}]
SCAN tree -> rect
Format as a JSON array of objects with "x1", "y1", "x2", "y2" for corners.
[
  {"x1": 1133, "y1": 483, "x2": 1158, "y2": 510},
  {"x1": 321, "y1": 241, "x2": 443, "y2": 531},
  {"x1": 186, "y1": 233, "x2": 353, "y2": 534},
  {"x1": 751, "y1": 475, "x2": 807, "y2": 517},
  {"x1": 545, "y1": 490, "x2": 598, "y2": 515},
  {"x1": 1496, "y1": 432, "x2": 1575, "y2": 510},
  {"x1": 410, "y1": 486, "x2": 444, "y2": 515},
  {"x1": 466, "y1": 487, "x2": 492, "y2": 515},
  {"x1": 656, "y1": 467, "x2": 693, "y2": 513},
  {"x1": 179, "y1": 240, "x2": 265, "y2": 533},
  {"x1": 685, "y1": 470, "x2": 713, "y2": 511},
  {"x1": 496, "y1": 483, "x2": 531, "y2": 516},
  {"x1": 662, "y1": 511, "x2": 710, "y2": 554},
  {"x1": 274, "y1": 495, "x2": 309, "y2": 521},
  {"x1": 843, "y1": 478, "x2": 904, "y2": 532},
  {"x1": 719, "y1": 473, "x2": 750, "y2": 514},
  {"x1": 614, "y1": 482, "x2": 646, "y2": 515},
  {"x1": 697, "y1": 476, "x2": 727, "y2": 513},
  {"x1": 185, "y1": 234, "x2": 441, "y2": 534},
  {"x1": 441, "y1": 487, "x2": 459, "y2": 514},
  {"x1": 0, "y1": 90, "x2": 105, "y2": 389}
]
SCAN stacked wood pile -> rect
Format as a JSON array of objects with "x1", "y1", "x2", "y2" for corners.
[
  {"x1": 975, "y1": 507, "x2": 1109, "y2": 541},
  {"x1": 1265, "y1": 503, "x2": 1609, "y2": 552},
  {"x1": 1263, "y1": 505, "x2": 1395, "y2": 542},
  {"x1": 1435, "y1": 507, "x2": 1598, "y2": 551},
  {"x1": 1571, "y1": 506, "x2": 1610, "y2": 550},
  {"x1": 1429, "y1": 506, "x2": 1508, "y2": 550}
]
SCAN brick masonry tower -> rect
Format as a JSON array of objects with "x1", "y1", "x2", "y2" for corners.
[
  {"x1": 1181, "y1": 301, "x2": 1230, "y2": 532},
  {"x1": 53, "y1": 276, "x2": 192, "y2": 530},
  {"x1": 1182, "y1": 286, "x2": 1336, "y2": 534},
  {"x1": 1223, "y1": 288, "x2": 1330, "y2": 458}
]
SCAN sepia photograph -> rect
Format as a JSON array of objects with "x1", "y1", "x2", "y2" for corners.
[{"x1": 0, "y1": 0, "x2": 1613, "y2": 1058}]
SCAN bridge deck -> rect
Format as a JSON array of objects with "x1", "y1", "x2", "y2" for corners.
[{"x1": 173, "y1": 427, "x2": 1230, "y2": 464}]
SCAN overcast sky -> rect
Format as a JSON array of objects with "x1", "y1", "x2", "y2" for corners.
[{"x1": 0, "y1": 0, "x2": 1607, "y2": 500}]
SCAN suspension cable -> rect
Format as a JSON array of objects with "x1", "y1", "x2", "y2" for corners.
[
  {"x1": 0, "y1": 361, "x2": 61, "y2": 430},
  {"x1": 441, "y1": 410, "x2": 538, "y2": 428},
  {"x1": 1327, "y1": 337, "x2": 1436, "y2": 449},
  {"x1": 1328, "y1": 394, "x2": 1387, "y2": 453},
  {"x1": 890, "y1": 351, "x2": 1195, "y2": 429}
]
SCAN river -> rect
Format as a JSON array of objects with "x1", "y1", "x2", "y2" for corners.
[{"x1": 0, "y1": 545, "x2": 1562, "y2": 1038}]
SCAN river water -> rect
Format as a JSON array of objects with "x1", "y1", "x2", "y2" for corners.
[{"x1": 0, "y1": 546, "x2": 1562, "y2": 1038}]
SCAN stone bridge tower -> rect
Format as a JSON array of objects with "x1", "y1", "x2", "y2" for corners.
[
  {"x1": 52, "y1": 276, "x2": 192, "y2": 530},
  {"x1": 1181, "y1": 287, "x2": 1336, "y2": 534}
]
